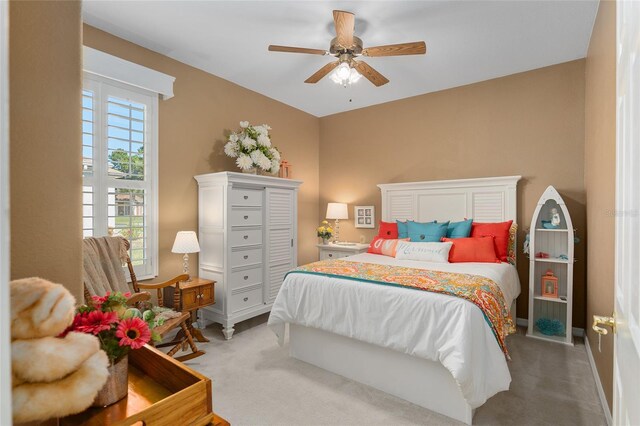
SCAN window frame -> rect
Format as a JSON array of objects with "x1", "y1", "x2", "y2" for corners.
[{"x1": 83, "y1": 72, "x2": 159, "y2": 280}]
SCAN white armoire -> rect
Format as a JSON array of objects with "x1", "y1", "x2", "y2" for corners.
[{"x1": 194, "y1": 172, "x2": 302, "y2": 339}]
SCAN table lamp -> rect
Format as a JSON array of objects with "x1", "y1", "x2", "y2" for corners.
[
  {"x1": 171, "y1": 231, "x2": 200, "y2": 281},
  {"x1": 326, "y1": 202, "x2": 348, "y2": 244}
]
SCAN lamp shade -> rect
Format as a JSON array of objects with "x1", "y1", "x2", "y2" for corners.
[
  {"x1": 171, "y1": 231, "x2": 200, "y2": 254},
  {"x1": 326, "y1": 202, "x2": 348, "y2": 220}
]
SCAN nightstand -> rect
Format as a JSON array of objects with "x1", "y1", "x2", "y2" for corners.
[
  {"x1": 317, "y1": 242, "x2": 369, "y2": 260},
  {"x1": 164, "y1": 277, "x2": 215, "y2": 343}
]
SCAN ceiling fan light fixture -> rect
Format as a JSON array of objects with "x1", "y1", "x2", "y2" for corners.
[
  {"x1": 269, "y1": 10, "x2": 425, "y2": 87},
  {"x1": 330, "y1": 62, "x2": 361, "y2": 86}
]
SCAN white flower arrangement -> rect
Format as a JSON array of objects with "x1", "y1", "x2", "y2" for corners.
[{"x1": 225, "y1": 121, "x2": 281, "y2": 174}]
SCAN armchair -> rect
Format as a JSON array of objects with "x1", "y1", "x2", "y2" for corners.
[{"x1": 83, "y1": 236, "x2": 204, "y2": 362}]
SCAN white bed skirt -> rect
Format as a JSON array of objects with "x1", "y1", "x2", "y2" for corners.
[{"x1": 289, "y1": 324, "x2": 474, "y2": 425}]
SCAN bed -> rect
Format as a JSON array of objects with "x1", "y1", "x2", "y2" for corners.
[{"x1": 268, "y1": 176, "x2": 522, "y2": 424}]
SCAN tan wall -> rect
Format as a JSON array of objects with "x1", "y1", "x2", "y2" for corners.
[
  {"x1": 9, "y1": 1, "x2": 83, "y2": 300},
  {"x1": 319, "y1": 60, "x2": 587, "y2": 327},
  {"x1": 585, "y1": 0, "x2": 616, "y2": 410},
  {"x1": 83, "y1": 25, "x2": 320, "y2": 281}
]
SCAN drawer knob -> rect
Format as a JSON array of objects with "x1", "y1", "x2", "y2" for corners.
[
  {"x1": 328, "y1": 253, "x2": 333, "y2": 258},
  {"x1": 244, "y1": 235, "x2": 249, "y2": 240},
  {"x1": 244, "y1": 275, "x2": 248, "y2": 280},
  {"x1": 243, "y1": 255, "x2": 248, "y2": 260},
  {"x1": 243, "y1": 297, "x2": 249, "y2": 302},
  {"x1": 243, "y1": 195, "x2": 248, "y2": 200},
  {"x1": 244, "y1": 215, "x2": 249, "y2": 220}
]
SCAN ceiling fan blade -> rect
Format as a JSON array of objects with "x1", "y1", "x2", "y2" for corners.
[
  {"x1": 304, "y1": 61, "x2": 339, "y2": 84},
  {"x1": 354, "y1": 61, "x2": 389, "y2": 87},
  {"x1": 268, "y1": 45, "x2": 328, "y2": 55},
  {"x1": 333, "y1": 10, "x2": 355, "y2": 49},
  {"x1": 362, "y1": 41, "x2": 426, "y2": 57}
]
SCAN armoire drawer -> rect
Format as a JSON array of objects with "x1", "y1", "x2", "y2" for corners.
[
  {"x1": 230, "y1": 248, "x2": 263, "y2": 268},
  {"x1": 230, "y1": 208, "x2": 262, "y2": 227},
  {"x1": 231, "y1": 287, "x2": 263, "y2": 313},
  {"x1": 229, "y1": 266, "x2": 262, "y2": 290},
  {"x1": 230, "y1": 228, "x2": 262, "y2": 248},
  {"x1": 230, "y1": 188, "x2": 263, "y2": 207}
]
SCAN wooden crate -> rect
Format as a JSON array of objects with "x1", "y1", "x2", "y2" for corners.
[{"x1": 61, "y1": 345, "x2": 227, "y2": 426}]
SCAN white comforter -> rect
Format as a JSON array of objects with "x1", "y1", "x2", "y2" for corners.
[{"x1": 268, "y1": 253, "x2": 521, "y2": 408}]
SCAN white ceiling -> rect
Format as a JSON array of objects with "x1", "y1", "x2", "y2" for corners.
[{"x1": 83, "y1": 1, "x2": 599, "y2": 117}]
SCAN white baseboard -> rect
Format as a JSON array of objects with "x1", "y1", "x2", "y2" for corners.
[
  {"x1": 516, "y1": 317, "x2": 584, "y2": 337},
  {"x1": 584, "y1": 336, "x2": 613, "y2": 426}
]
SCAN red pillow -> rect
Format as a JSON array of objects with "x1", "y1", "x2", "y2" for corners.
[
  {"x1": 377, "y1": 221, "x2": 399, "y2": 239},
  {"x1": 442, "y1": 236, "x2": 500, "y2": 263},
  {"x1": 368, "y1": 236, "x2": 409, "y2": 257},
  {"x1": 470, "y1": 220, "x2": 513, "y2": 262}
]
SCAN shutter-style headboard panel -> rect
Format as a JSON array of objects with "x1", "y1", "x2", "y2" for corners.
[{"x1": 378, "y1": 176, "x2": 521, "y2": 223}]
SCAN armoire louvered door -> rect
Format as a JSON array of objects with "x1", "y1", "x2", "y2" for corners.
[{"x1": 265, "y1": 188, "x2": 296, "y2": 304}]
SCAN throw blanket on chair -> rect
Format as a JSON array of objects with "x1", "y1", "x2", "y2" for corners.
[
  {"x1": 83, "y1": 236, "x2": 131, "y2": 297},
  {"x1": 287, "y1": 259, "x2": 515, "y2": 356}
]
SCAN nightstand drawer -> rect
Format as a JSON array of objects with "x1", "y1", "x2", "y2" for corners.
[
  {"x1": 230, "y1": 248, "x2": 262, "y2": 268},
  {"x1": 230, "y1": 188, "x2": 263, "y2": 207},
  {"x1": 230, "y1": 266, "x2": 262, "y2": 290},
  {"x1": 230, "y1": 208, "x2": 262, "y2": 227},
  {"x1": 231, "y1": 287, "x2": 263, "y2": 313},
  {"x1": 230, "y1": 228, "x2": 262, "y2": 248},
  {"x1": 320, "y1": 250, "x2": 349, "y2": 260}
]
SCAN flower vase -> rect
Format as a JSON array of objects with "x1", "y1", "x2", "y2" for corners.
[
  {"x1": 322, "y1": 238, "x2": 329, "y2": 245},
  {"x1": 93, "y1": 355, "x2": 128, "y2": 407},
  {"x1": 242, "y1": 167, "x2": 258, "y2": 175}
]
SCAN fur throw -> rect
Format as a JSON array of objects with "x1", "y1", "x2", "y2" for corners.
[
  {"x1": 10, "y1": 277, "x2": 110, "y2": 423},
  {"x1": 12, "y1": 332, "x2": 100, "y2": 385},
  {"x1": 12, "y1": 351, "x2": 109, "y2": 423},
  {"x1": 10, "y1": 277, "x2": 75, "y2": 339}
]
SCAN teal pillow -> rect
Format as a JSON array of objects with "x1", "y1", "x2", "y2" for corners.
[
  {"x1": 396, "y1": 220, "x2": 409, "y2": 239},
  {"x1": 408, "y1": 221, "x2": 449, "y2": 242},
  {"x1": 447, "y1": 219, "x2": 473, "y2": 238}
]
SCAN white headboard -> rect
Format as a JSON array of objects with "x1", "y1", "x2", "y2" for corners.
[{"x1": 378, "y1": 176, "x2": 521, "y2": 223}]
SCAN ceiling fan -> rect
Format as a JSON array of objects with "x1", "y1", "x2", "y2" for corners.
[{"x1": 268, "y1": 10, "x2": 426, "y2": 87}]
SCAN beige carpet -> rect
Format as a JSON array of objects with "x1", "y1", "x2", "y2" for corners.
[{"x1": 179, "y1": 315, "x2": 607, "y2": 425}]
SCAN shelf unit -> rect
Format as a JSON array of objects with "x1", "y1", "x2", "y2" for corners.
[{"x1": 527, "y1": 186, "x2": 574, "y2": 345}]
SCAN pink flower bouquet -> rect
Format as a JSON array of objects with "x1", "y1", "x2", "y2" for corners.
[{"x1": 61, "y1": 292, "x2": 161, "y2": 364}]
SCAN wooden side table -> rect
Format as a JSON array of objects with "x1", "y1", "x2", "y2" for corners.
[{"x1": 164, "y1": 277, "x2": 215, "y2": 343}]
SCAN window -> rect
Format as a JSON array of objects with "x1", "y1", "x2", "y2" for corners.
[{"x1": 83, "y1": 74, "x2": 158, "y2": 279}]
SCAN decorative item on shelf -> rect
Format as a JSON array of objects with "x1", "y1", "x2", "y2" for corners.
[
  {"x1": 279, "y1": 160, "x2": 293, "y2": 179},
  {"x1": 68, "y1": 292, "x2": 163, "y2": 407},
  {"x1": 523, "y1": 232, "x2": 530, "y2": 255},
  {"x1": 224, "y1": 121, "x2": 282, "y2": 175},
  {"x1": 354, "y1": 205, "x2": 375, "y2": 229},
  {"x1": 326, "y1": 202, "x2": 349, "y2": 244},
  {"x1": 316, "y1": 220, "x2": 333, "y2": 245},
  {"x1": 535, "y1": 318, "x2": 566, "y2": 336},
  {"x1": 535, "y1": 251, "x2": 549, "y2": 259},
  {"x1": 172, "y1": 231, "x2": 200, "y2": 282},
  {"x1": 551, "y1": 207, "x2": 561, "y2": 227},
  {"x1": 10, "y1": 277, "x2": 110, "y2": 424},
  {"x1": 541, "y1": 269, "x2": 559, "y2": 298}
]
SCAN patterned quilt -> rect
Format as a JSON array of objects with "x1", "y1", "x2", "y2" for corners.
[{"x1": 287, "y1": 259, "x2": 515, "y2": 355}]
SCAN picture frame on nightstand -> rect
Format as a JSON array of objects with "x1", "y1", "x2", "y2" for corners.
[{"x1": 355, "y1": 205, "x2": 375, "y2": 228}]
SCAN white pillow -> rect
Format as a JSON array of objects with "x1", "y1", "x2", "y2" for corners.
[{"x1": 394, "y1": 241, "x2": 452, "y2": 263}]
